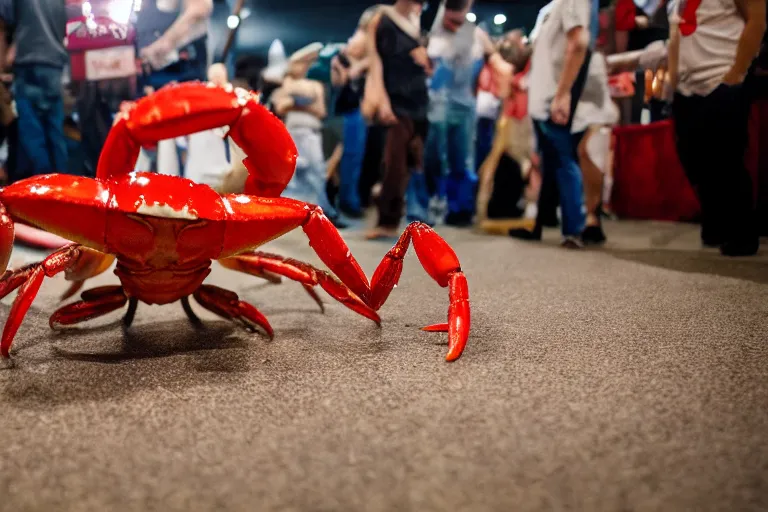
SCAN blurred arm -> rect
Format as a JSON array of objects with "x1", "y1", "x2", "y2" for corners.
[
  {"x1": 728, "y1": 0, "x2": 767, "y2": 81},
  {"x1": 160, "y1": 0, "x2": 214, "y2": 50},
  {"x1": 556, "y1": 26, "x2": 589, "y2": 97}
]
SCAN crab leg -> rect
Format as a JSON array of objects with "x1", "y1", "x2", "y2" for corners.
[
  {"x1": 367, "y1": 223, "x2": 470, "y2": 362},
  {"x1": 0, "y1": 244, "x2": 85, "y2": 357},
  {"x1": 221, "y1": 198, "x2": 471, "y2": 361},
  {"x1": 49, "y1": 286, "x2": 128, "y2": 329},
  {"x1": 301, "y1": 213, "x2": 469, "y2": 361},
  {"x1": 192, "y1": 284, "x2": 274, "y2": 339},
  {"x1": 219, "y1": 252, "x2": 380, "y2": 324}
]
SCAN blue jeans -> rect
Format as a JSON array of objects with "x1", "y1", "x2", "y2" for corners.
[
  {"x1": 405, "y1": 121, "x2": 446, "y2": 221},
  {"x1": 13, "y1": 65, "x2": 68, "y2": 180},
  {"x1": 338, "y1": 108, "x2": 367, "y2": 213},
  {"x1": 432, "y1": 109, "x2": 478, "y2": 216},
  {"x1": 534, "y1": 119, "x2": 586, "y2": 237}
]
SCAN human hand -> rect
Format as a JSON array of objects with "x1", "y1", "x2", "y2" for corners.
[
  {"x1": 273, "y1": 95, "x2": 295, "y2": 116},
  {"x1": 139, "y1": 37, "x2": 175, "y2": 70},
  {"x1": 550, "y1": 91, "x2": 571, "y2": 125},
  {"x1": 410, "y1": 47, "x2": 432, "y2": 73},
  {"x1": 377, "y1": 101, "x2": 398, "y2": 125},
  {"x1": 635, "y1": 15, "x2": 649, "y2": 29}
]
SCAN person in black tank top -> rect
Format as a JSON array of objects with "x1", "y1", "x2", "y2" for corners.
[{"x1": 362, "y1": 1, "x2": 431, "y2": 239}]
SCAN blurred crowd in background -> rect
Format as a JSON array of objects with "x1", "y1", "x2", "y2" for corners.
[{"x1": 0, "y1": 0, "x2": 765, "y2": 255}]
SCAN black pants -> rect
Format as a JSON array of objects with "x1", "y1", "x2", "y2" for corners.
[
  {"x1": 672, "y1": 84, "x2": 756, "y2": 244},
  {"x1": 359, "y1": 124, "x2": 387, "y2": 208}
]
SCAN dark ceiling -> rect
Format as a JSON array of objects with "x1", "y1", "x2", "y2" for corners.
[{"x1": 210, "y1": 0, "x2": 551, "y2": 60}]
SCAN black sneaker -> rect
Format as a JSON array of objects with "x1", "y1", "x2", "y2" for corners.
[
  {"x1": 581, "y1": 225, "x2": 607, "y2": 245},
  {"x1": 720, "y1": 237, "x2": 759, "y2": 257}
]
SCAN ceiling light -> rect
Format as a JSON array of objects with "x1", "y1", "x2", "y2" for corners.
[
  {"x1": 494, "y1": 14, "x2": 507, "y2": 25},
  {"x1": 227, "y1": 15, "x2": 240, "y2": 29},
  {"x1": 466, "y1": 12, "x2": 476, "y2": 23}
]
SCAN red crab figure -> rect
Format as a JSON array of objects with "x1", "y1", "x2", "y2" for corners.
[{"x1": 0, "y1": 82, "x2": 470, "y2": 362}]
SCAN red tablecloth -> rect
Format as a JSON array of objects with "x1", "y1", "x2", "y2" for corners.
[{"x1": 611, "y1": 120, "x2": 701, "y2": 222}]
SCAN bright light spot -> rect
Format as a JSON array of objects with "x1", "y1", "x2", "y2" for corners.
[
  {"x1": 108, "y1": 1, "x2": 134, "y2": 25},
  {"x1": 240, "y1": 7, "x2": 252, "y2": 19},
  {"x1": 227, "y1": 15, "x2": 240, "y2": 30},
  {"x1": 81, "y1": 1, "x2": 92, "y2": 15},
  {"x1": 494, "y1": 14, "x2": 507, "y2": 25},
  {"x1": 133, "y1": 0, "x2": 142, "y2": 12},
  {"x1": 30, "y1": 185, "x2": 51, "y2": 195},
  {"x1": 466, "y1": 12, "x2": 476, "y2": 23}
]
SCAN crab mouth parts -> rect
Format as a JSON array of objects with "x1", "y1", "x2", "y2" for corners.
[{"x1": 135, "y1": 200, "x2": 199, "y2": 220}]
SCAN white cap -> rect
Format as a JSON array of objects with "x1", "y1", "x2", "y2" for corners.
[{"x1": 262, "y1": 39, "x2": 287, "y2": 83}]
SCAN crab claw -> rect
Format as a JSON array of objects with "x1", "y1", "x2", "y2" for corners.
[
  {"x1": 368, "y1": 222, "x2": 471, "y2": 361},
  {"x1": 445, "y1": 272, "x2": 470, "y2": 362},
  {"x1": 97, "y1": 82, "x2": 297, "y2": 197}
]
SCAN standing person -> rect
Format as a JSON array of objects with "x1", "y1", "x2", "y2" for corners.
[
  {"x1": 509, "y1": 0, "x2": 593, "y2": 249},
  {"x1": 272, "y1": 44, "x2": 346, "y2": 229},
  {"x1": 331, "y1": 5, "x2": 379, "y2": 219},
  {"x1": 668, "y1": 0, "x2": 765, "y2": 256},
  {"x1": 10, "y1": 0, "x2": 69, "y2": 180},
  {"x1": 420, "y1": 0, "x2": 513, "y2": 227},
  {"x1": 362, "y1": 0, "x2": 431, "y2": 239},
  {"x1": 136, "y1": 0, "x2": 213, "y2": 92},
  {"x1": 66, "y1": 0, "x2": 138, "y2": 178}
]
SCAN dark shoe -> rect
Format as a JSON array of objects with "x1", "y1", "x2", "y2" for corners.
[
  {"x1": 701, "y1": 225, "x2": 725, "y2": 248},
  {"x1": 508, "y1": 226, "x2": 542, "y2": 241},
  {"x1": 445, "y1": 211, "x2": 473, "y2": 227},
  {"x1": 720, "y1": 237, "x2": 759, "y2": 257},
  {"x1": 581, "y1": 225, "x2": 607, "y2": 245}
]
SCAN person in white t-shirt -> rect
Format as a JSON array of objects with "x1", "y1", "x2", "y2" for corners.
[
  {"x1": 668, "y1": 0, "x2": 765, "y2": 256},
  {"x1": 509, "y1": 0, "x2": 593, "y2": 249}
]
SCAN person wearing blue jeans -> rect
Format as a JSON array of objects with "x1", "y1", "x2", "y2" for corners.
[
  {"x1": 533, "y1": 120, "x2": 586, "y2": 238},
  {"x1": 13, "y1": 66, "x2": 68, "y2": 181},
  {"x1": 9, "y1": 0, "x2": 69, "y2": 181},
  {"x1": 410, "y1": 0, "x2": 512, "y2": 227},
  {"x1": 443, "y1": 106, "x2": 478, "y2": 225},
  {"x1": 509, "y1": 0, "x2": 592, "y2": 248}
]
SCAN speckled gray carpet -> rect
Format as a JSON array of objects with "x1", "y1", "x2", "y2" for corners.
[{"x1": 0, "y1": 220, "x2": 766, "y2": 511}]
